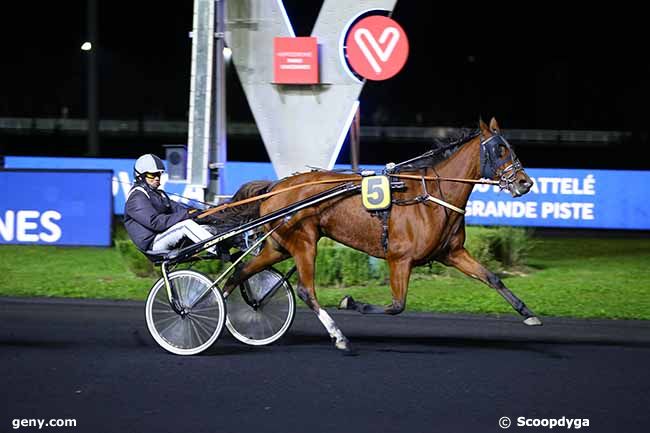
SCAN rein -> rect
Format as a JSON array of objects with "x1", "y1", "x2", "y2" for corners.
[
  {"x1": 196, "y1": 177, "x2": 363, "y2": 218},
  {"x1": 388, "y1": 173, "x2": 499, "y2": 185},
  {"x1": 386, "y1": 174, "x2": 500, "y2": 215},
  {"x1": 196, "y1": 173, "x2": 498, "y2": 219},
  {"x1": 196, "y1": 132, "x2": 518, "y2": 218}
]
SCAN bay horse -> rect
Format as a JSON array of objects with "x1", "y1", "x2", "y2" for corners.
[{"x1": 217, "y1": 118, "x2": 539, "y2": 353}]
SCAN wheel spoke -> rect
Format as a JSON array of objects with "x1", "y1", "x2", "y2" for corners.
[
  {"x1": 190, "y1": 315, "x2": 215, "y2": 338},
  {"x1": 159, "y1": 318, "x2": 185, "y2": 341},
  {"x1": 189, "y1": 287, "x2": 215, "y2": 308},
  {"x1": 192, "y1": 304, "x2": 222, "y2": 314},
  {"x1": 153, "y1": 313, "x2": 180, "y2": 327},
  {"x1": 190, "y1": 312, "x2": 221, "y2": 322},
  {"x1": 260, "y1": 310, "x2": 284, "y2": 324},
  {"x1": 154, "y1": 298, "x2": 171, "y2": 308},
  {"x1": 188, "y1": 319, "x2": 202, "y2": 347}
]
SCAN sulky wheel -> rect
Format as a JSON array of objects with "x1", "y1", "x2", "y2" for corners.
[
  {"x1": 225, "y1": 267, "x2": 295, "y2": 346},
  {"x1": 145, "y1": 270, "x2": 226, "y2": 355}
]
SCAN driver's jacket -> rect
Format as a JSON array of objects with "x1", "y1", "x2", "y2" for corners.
[{"x1": 124, "y1": 183, "x2": 189, "y2": 251}]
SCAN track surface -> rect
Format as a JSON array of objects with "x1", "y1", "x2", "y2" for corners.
[{"x1": 2, "y1": 297, "x2": 649, "y2": 433}]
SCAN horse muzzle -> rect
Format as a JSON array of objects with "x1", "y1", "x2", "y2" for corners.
[
  {"x1": 508, "y1": 173, "x2": 533, "y2": 197},
  {"x1": 498, "y1": 163, "x2": 533, "y2": 197}
]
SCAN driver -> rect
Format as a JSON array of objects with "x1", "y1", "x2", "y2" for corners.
[{"x1": 124, "y1": 153, "x2": 215, "y2": 254}]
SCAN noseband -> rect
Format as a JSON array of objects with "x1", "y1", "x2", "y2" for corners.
[{"x1": 480, "y1": 133, "x2": 523, "y2": 190}]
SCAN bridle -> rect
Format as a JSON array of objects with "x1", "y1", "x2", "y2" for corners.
[{"x1": 480, "y1": 132, "x2": 524, "y2": 191}]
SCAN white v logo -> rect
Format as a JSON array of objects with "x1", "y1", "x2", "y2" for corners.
[{"x1": 354, "y1": 27, "x2": 400, "y2": 74}]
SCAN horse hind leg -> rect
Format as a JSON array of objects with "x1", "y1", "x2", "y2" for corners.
[
  {"x1": 222, "y1": 243, "x2": 288, "y2": 297},
  {"x1": 290, "y1": 239, "x2": 354, "y2": 354},
  {"x1": 339, "y1": 257, "x2": 412, "y2": 315},
  {"x1": 443, "y1": 248, "x2": 542, "y2": 326}
]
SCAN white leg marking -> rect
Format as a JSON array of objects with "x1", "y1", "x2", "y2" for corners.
[{"x1": 317, "y1": 309, "x2": 346, "y2": 344}]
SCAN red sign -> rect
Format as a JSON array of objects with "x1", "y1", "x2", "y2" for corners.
[
  {"x1": 274, "y1": 37, "x2": 319, "y2": 84},
  {"x1": 345, "y1": 15, "x2": 409, "y2": 81}
]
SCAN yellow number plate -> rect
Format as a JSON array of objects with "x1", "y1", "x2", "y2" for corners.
[{"x1": 362, "y1": 176, "x2": 391, "y2": 210}]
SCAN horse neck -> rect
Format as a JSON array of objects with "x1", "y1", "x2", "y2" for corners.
[
  {"x1": 433, "y1": 135, "x2": 481, "y2": 180},
  {"x1": 427, "y1": 136, "x2": 481, "y2": 203}
]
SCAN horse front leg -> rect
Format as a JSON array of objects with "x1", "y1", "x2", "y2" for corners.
[
  {"x1": 339, "y1": 258, "x2": 412, "y2": 315},
  {"x1": 443, "y1": 248, "x2": 542, "y2": 326}
]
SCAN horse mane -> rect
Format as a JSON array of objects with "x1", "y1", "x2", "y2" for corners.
[{"x1": 393, "y1": 128, "x2": 480, "y2": 172}]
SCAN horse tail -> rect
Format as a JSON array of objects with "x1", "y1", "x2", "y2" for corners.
[
  {"x1": 201, "y1": 180, "x2": 272, "y2": 228},
  {"x1": 231, "y1": 180, "x2": 273, "y2": 203}
]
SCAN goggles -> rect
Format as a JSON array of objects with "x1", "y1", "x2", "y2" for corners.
[{"x1": 144, "y1": 172, "x2": 163, "y2": 179}]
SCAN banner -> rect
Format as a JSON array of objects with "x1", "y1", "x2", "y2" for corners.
[
  {"x1": 5, "y1": 158, "x2": 649, "y2": 230},
  {"x1": 0, "y1": 169, "x2": 112, "y2": 246},
  {"x1": 466, "y1": 168, "x2": 650, "y2": 230},
  {"x1": 4, "y1": 157, "x2": 277, "y2": 215}
]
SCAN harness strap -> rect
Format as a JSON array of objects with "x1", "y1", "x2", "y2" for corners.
[
  {"x1": 392, "y1": 196, "x2": 425, "y2": 206},
  {"x1": 367, "y1": 209, "x2": 391, "y2": 253},
  {"x1": 424, "y1": 195, "x2": 466, "y2": 214},
  {"x1": 379, "y1": 210, "x2": 390, "y2": 253},
  {"x1": 391, "y1": 175, "x2": 466, "y2": 215},
  {"x1": 394, "y1": 193, "x2": 465, "y2": 215}
]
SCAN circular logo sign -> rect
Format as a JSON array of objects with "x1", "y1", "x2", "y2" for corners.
[{"x1": 344, "y1": 15, "x2": 409, "y2": 81}]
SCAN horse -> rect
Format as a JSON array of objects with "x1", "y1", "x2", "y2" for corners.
[{"x1": 210, "y1": 118, "x2": 539, "y2": 353}]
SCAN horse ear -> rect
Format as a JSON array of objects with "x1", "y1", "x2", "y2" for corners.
[
  {"x1": 479, "y1": 117, "x2": 489, "y2": 135},
  {"x1": 489, "y1": 117, "x2": 500, "y2": 132}
]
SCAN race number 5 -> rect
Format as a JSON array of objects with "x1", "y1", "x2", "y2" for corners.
[{"x1": 362, "y1": 175, "x2": 391, "y2": 210}]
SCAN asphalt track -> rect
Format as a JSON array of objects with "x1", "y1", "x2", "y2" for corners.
[{"x1": 1, "y1": 297, "x2": 649, "y2": 433}]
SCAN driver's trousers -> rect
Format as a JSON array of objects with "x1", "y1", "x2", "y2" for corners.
[{"x1": 151, "y1": 220, "x2": 216, "y2": 253}]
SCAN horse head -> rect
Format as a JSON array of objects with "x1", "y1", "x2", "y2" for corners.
[{"x1": 479, "y1": 118, "x2": 533, "y2": 197}]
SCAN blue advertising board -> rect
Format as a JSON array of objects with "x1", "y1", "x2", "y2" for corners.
[
  {"x1": 0, "y1": 169, "x2": 113, "y2": 246},
  {"x1": 466, "y1": 168, "x2": 650, "y2": 230},
  {"x1": 5, "y1": 157, "x2": 278, "y2": 216},
  {"x1": 5, "y1": 157, "x2": 650, "y2": 230}
]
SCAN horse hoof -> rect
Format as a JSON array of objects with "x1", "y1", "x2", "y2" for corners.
[
  {"x1": 335, "y1": 339, "x2": 357, "y2": 355},
  {"x1": 524, "y1": 316, "x2": 543, "y2": 326},
  {"x1": 338, "y1": 295, "x2": 355, "y2": 310}
]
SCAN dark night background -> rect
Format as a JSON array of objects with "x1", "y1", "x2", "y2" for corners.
[{"x1": 1, "y1": 1, "x2": 648, "y2": 169}]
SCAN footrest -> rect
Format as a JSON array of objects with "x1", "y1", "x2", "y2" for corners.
[{"x1": 143, "y1": 250, "x2": 173, "y2": 264}]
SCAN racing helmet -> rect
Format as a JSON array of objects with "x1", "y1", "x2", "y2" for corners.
[{"x1": 134, "y1": 154, "x2": 165, "y2": 180}]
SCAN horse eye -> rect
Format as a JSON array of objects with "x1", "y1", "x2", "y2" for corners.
[{"x1": 498, "y1": 145, "x2": 507, "y2": 158}]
